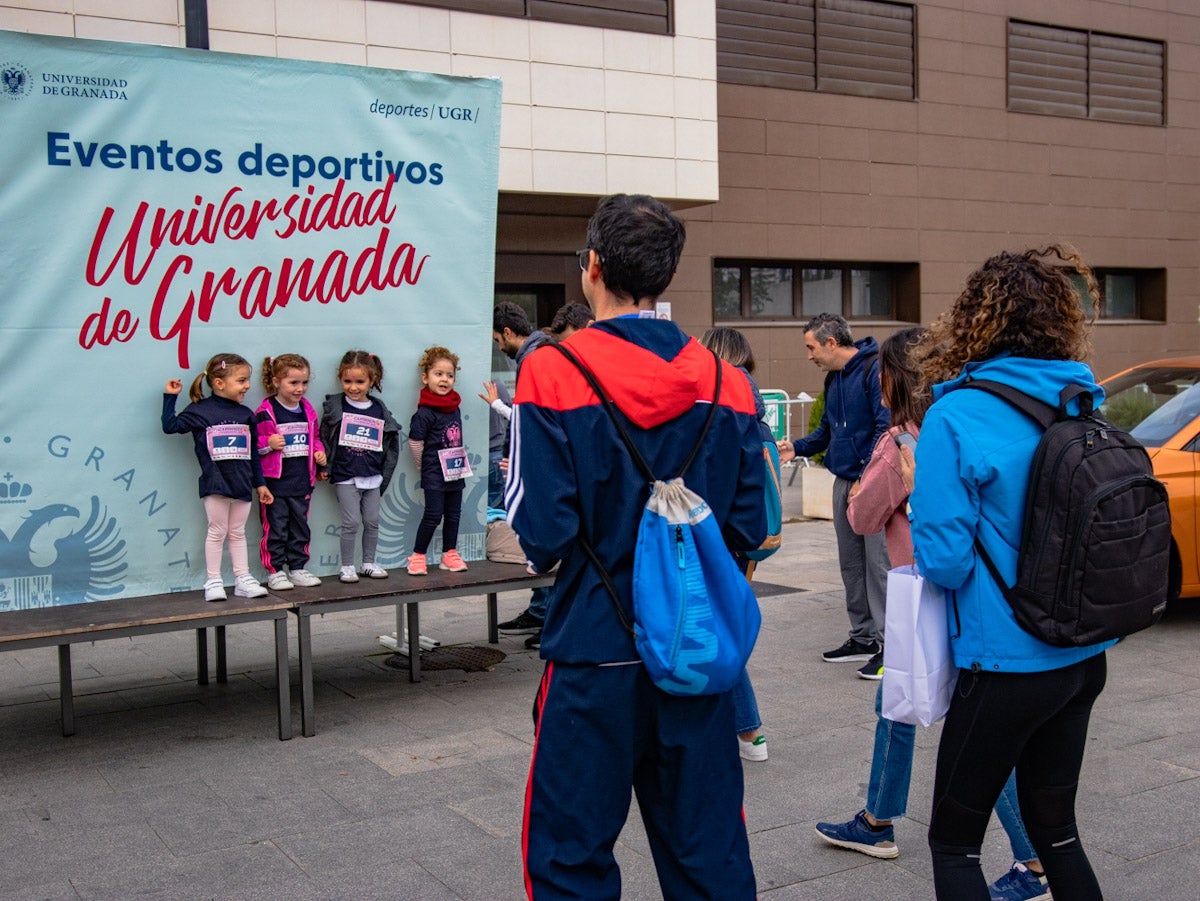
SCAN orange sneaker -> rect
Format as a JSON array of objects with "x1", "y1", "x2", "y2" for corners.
[
  {"x1": 406, "y1": 553, "x2": 427, "y2": 576},
  {"x1": 439, "y1": 549, "x2": 468, "y2": 572}
]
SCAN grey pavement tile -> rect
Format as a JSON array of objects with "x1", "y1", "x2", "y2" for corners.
[
  {"x1": 1083, "y1": 775, "x2": 1200, "y2": 860},
  {"x1": 2, "y1": 881, "x2": 81, "y2": 901},
  {"x1": 4, "y1": 822, "x2": 171, "y2": 887},
  {"x1": 70, "y1": 839, "x2": 306, "y2": 900},
  {"x1": 411, "y1": 842, "x2": 526, "y2": 901},
  {"x1": 307, "y1": 859, "x2": 462, "y2": 901}
]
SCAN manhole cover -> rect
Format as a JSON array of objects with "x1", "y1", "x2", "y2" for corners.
[{"x1": 384, "y1": 646, "x2": 507, "y2": 672}]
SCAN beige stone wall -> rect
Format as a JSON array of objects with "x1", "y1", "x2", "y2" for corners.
[{"x1": 0, "y1": 0, "x2": 720, "y2": 202}]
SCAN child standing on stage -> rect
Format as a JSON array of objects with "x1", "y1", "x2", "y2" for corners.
[
  {"x1": 319, "y1": 350, "x2": 401, "y2": 584},
  {"x1": 162, "y1": 352, "x2": 272, "y2": 602},
  {"x1": 255, "y1": 354, "x2": 327, "y2": 590},
  {"x1": 407, "y1": 346, "x2": 470, "y2": 576}
]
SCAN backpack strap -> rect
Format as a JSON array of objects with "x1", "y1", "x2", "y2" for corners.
[
  {"x1": 954, "y1": 379, "x2": 1054, "y2": 601},
  {"x1": 957, "y1": 379, "x2": 1058, "y2": 429}
]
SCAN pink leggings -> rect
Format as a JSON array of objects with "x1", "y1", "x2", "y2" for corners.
[{"x1": 203, "y1": 495, "x2": 252, "y2": 580}]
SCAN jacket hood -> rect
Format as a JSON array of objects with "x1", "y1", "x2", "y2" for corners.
[
  {"x1": 515, "y1": 329, "x2": 553, "y2": 369},
  {"x1": 933, "y1": 353, "x2": 1105, "y2": 413},
  {"x1": 554, "y1": 317, "x2": 746, "y2": 429},
  {"x1": 842, "y1": 336, "x2": 880, "y2": 374}
]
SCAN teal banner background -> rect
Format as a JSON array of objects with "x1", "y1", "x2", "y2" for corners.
[{"x1": 0, "y1": 30, "x2": 502, "y2": 606}]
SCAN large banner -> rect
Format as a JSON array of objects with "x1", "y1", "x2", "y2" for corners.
[{"x1": 0, "y1": 31, "x2": 502, "y2": 608}]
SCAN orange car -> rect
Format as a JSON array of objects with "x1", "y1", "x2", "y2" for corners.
[{"x1": 1100, "y1": 357, "x2": 1200, "y2": 601}]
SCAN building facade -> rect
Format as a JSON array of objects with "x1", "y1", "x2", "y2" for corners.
[{"x1": 1, "y1": 0, "x2": 1196, "y2": 395}]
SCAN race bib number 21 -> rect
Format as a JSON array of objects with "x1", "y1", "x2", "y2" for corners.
[{"x1": 339, "y1": 413, "x2": 384, "y2": 452}]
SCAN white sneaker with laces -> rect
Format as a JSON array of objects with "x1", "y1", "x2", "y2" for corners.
[
  {"x1": 361, "y1": 562, "x2": 388, "y2": 579},
  {"x1": 267, "y1": 571, "x2": 294, "y2": 591},
  {"x1": 233, "y1": 574, "x2": 268, "y2": 598},
  {"x1": 203, "y1": 578, "x2": 227, "y2": 602},
  {"x1": 339, "y1": 565, "x2": 359, "y2": 583},
  {"x1": 288, "y1": 568, "x2": 321, "y2": 588}
]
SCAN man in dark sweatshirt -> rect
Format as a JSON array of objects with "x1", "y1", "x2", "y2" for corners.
[{"x1": 779, "y1": 313, "x2": 890, "y2": 678}]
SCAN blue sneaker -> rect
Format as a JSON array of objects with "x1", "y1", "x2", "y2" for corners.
[
  {"x1": 814, "y1": 810, "x2": 899, "y2": 859},
  {"x1": 989, "y1": 862, "x2": 1051, "y2": 901}
]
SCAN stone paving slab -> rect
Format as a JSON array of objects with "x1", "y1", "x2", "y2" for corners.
[{"x1": 0, "y1": 518, "x2": 1197, "y2": 899}]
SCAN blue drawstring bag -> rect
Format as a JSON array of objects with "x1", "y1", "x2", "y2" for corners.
[
  {"x1": 633, "y1": 478, "x2": 761, "y2": 695},
  {"x1": 550, "y1": 342, "x2": 762, "y2": 697}
]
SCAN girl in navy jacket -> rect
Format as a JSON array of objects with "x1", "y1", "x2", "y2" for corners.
[
  {"x1": 406, "y1": 346, "x2": 470, "y2": 576},
  {"x1": 162, "y1": 352, "x2": 272, "y2": 602}
]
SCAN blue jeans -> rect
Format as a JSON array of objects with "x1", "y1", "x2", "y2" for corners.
[
  {"x1": 995, "y1": 771, "x2": 1037, "y2": 863},
  {"x1": 867, "y1": 683, "x2": 916, "y2": 821},
  {"x1": 528, "y1": 585, "x2": 550, "y2": 620},
  {"x1": 867, "y1": 683, "x2": 1035, "y2": 863},
  {"x1": 488, "y1": 449, "x2": 504, "y2": 509},
  {"x1": 731, "y1": 668, "x2": 761, "y2": 734}
]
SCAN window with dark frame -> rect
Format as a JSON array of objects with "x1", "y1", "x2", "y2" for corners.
[
  {"x1": 392, "y1": 0, "x2": 672, "y2": 36},
  {"x1": 716, "y1": 0, "x2": 915, "y2": 101},
  {"x1": 713, "y1": 260, "x2": 914, "y2": 321},
  {"x1": 1008, "y1": 20, "x2": 1164, "y2": 125},
  {"x1": 1067, "y1": 268, "x2": 1166, "y2": 321}
]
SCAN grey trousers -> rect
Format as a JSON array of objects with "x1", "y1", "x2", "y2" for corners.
[
  {"x1": 335, "y1": 483, "x2": 381, "y2": 567},
  {"x1": 832, "y1": 475, "x2": 891, "y2": 645}
]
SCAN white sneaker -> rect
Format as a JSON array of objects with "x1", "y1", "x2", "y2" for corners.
[
  {"x1": 233, "y1": 574, "x2": 268, "y2": 598},
  {"x1": 267, "y1": 571, "x2": 294, "y2": 591},
  {"x1": 203, "y1": 578, "x2": 227, "y2": 602},
  {"x1": 288, "y1": 568, "x2": 321, "y2": 588},
  {"x1": 361, "y1": 562, "x2": 388, "y2": 579},
  {"x1": 738, "y1": 734, "x2": 768, "y2": 762},
  {"x1": 339, "y1": 565, "x2": 359, "y2": 583}
]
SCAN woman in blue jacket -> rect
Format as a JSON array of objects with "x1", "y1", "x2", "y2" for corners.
[{"x1": 909, "y1": 245, "x2": 1112, "y2": 901}]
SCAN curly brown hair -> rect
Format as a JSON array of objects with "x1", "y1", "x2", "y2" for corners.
[
  {"x1": 418, "y1": 345, "x2": 459, "y2": 373},
  {"x1": 915, "y1": 244, "x2": 1098, "y2": 390}
]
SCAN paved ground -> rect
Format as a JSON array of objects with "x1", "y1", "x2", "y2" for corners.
[{"x1": 1, "y1": 517, "x2": 1198, "y2": 900}]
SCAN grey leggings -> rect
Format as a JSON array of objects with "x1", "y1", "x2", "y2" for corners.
[{"x1": 335, "y1": 483, "x2": 380, "y2": 566}]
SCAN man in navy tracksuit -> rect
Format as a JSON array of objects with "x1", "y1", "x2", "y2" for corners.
[
  {"x1": 778, "y1": 314, "x2": 890, "y2": 677},
  {"x1": 507, "y1": 194, "x2": 766, "y2": 900}
]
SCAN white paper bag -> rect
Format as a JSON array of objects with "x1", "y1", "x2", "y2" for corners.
[{"x1": 881, "y1": 565, "x2": 957, "y2": 727}]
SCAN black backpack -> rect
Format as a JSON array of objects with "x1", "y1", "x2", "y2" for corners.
[{"x1": 959, "y1": 379, "x2": 1173, "y2": 647}]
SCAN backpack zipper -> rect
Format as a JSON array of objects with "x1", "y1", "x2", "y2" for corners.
[{"x1": 669, "y1": 525, "x2": 687, "y2": 668}]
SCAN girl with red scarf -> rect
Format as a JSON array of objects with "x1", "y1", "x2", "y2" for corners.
[{"x1": 407, "y1": 346, "x2": 471, "y2": 576}]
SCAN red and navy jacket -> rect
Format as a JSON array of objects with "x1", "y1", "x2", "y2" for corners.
[{"x1": 506, "y1": 317, "x2": 767, "y2": 664}]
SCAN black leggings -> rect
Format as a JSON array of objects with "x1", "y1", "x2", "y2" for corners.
[
  {"x1": 928, "y1": 653, "x2": 1107, "y2": 901},
  {"x1": 414, "y1": 487, "x2": 462, "y2": 555}
]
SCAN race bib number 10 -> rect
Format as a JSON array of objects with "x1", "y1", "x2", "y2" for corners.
[
  {"x1": 339, "y1": 413, "x2": 384, "y2": 452},
  {"x1": 206, "y1": 424, "x2": 252, "y2": 461},
  {"x1": 277, "y1": 422, "x2": 311, "y2": 458}
]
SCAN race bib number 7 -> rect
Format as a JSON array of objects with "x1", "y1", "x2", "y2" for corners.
[
  {"x1": 206, "y1": 424, "x2": 252, "y2": 461},
  {"x1": 339, "y1": 413, "x2": 384, "y2": 452}
]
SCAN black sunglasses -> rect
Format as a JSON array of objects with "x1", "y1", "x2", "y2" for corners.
[{"x1": 576, "y1": 248, "x2": 593, "y2": 271}]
